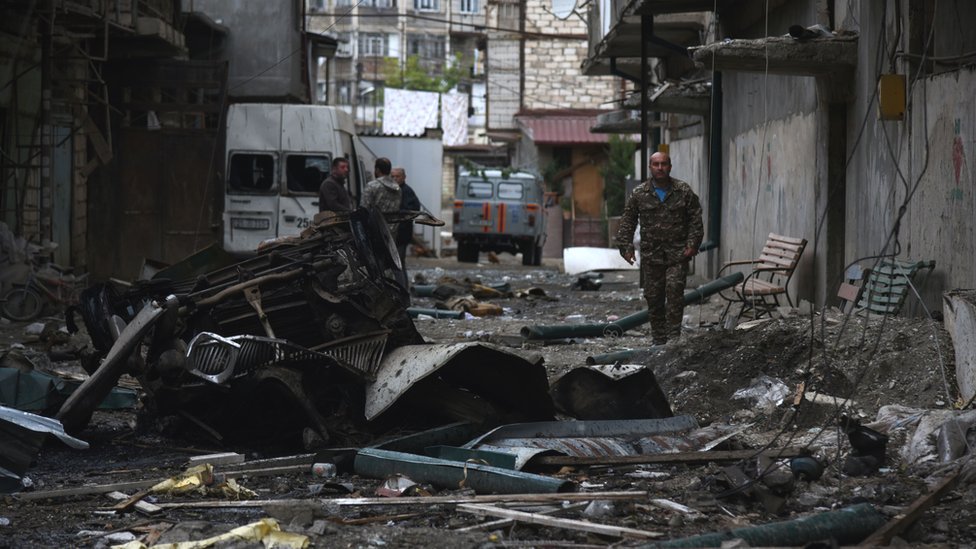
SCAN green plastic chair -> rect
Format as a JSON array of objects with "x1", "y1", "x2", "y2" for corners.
[{"x1": 855, "y1": 259, "x2": 936, "y2": 315}]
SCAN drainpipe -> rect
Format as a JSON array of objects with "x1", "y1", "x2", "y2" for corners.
[
  {"x1": 639, "y1": 15, "x2": 650, "y2": 181},
  {"x1": 40, "y1": 0, "x2": 55, "y2": 244},
  {"x1": 700, "y1": 70, "x2": 722, "y2": 252}
]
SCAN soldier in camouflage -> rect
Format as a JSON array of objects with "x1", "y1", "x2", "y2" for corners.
[
  {"x1": 361, "y1": 157, "x2": 402, "y2": 235},
  {"x1": 614, "y1": 151, "x2": 704, "y2": 345}
]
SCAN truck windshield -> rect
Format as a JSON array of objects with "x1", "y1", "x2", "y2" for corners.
[
  {"x1": 467, "y1": 181, "x2": 493, "y2": 198},
  {"x1": 228, "y1": 153, "x2": 275, "y2": 193},
  {"x1": 285, "y1": 154, "x2": 331, "y2": 193},
  {"x1": 497, "y1": 182, "x2": 524, "y2": 200}
]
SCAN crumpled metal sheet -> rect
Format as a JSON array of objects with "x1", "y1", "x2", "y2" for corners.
[
  {"x1": 365, "y1": 342, "x2": 553, "y2": 421},
  {"x1": 460, "y1": 416, "x2": 750, "y2": 469}
]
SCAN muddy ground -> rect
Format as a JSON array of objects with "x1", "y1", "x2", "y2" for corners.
[{"x1": 1, "y1": 253, "x2": 973, "y2": 548}]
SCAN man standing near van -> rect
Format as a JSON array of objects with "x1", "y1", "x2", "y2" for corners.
[
  {"x1": 318, "y1": 157, "x2": 352, "y2": 212},
  {"x1": 392, "y1": 167, "x2": 420, "y2": 269},
  {"x1": 362, "y1": 158, "x2": 401, "y2": 234},
  {"x1": 614, "y1": 151, "x2": 703, "y2": 345}
]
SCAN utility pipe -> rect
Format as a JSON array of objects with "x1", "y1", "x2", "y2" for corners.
[
  {"x1": 642, "y1": 502, "x2": 885, "y2": 548},
  {"x1": 354, "y1": 448, "x2": 575, "y2": 494},
  {"x1": 406, "y1": 307, "x2": 464, "y2": 319},
  {"x1": 520, "y1": 272, "x2": 743, "y2": 340},
  {"x1": 700, "y1": 70, "x2": 723, "y2": 252}
]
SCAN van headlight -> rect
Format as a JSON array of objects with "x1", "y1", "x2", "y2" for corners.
[{"x1": 231, "y1": 217, "x2": 271, "y2": 230}]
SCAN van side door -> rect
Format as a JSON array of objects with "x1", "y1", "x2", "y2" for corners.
[{"x1": 280, "y1": 153, "x2": 331, "y2": 235}]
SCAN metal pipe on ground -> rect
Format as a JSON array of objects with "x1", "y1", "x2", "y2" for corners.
[
  {"x1": 406, "y1": 307, "x2": 464, "y2": 319},
  {"x1": 640, "y1": 502, "x2": 885, "y2": 548},
  {"x1": 354, "y1": 448, "x2": 576, "y2": 494},
  {"x1": 521, "y1": 272, "x2": 743, "y2": 340}
]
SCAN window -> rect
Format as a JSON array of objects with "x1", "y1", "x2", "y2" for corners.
[
  {"x1": 497, "y1": 182, "x2": 523, "y2": 200},
  {"x1": 414, "y1": 0, "x2": 438, "y2": 11},
  {"x1": 497, "y1": 3, "x2": 518, "y2": 27},
  {"x1": 459, "y1": 0, "x2": 478, "y2": 13},
  {"x1": 285, "y1": 154, "x2": 331, "y2": 193},
  {"x1": 309, "y1": 0, "x2": 326, "y2": 11},
  {"x1": 228, "y1": 153, "x2": 276, "y2": 193},
  {"x1": 407, "y1": 34, "x2": 446, "y2": 65},
  {"x1": 336, "y1": 33, "x2": 353, "y2": 57},
  {"x1": 466, "y1": 181, "x2": 493, "y2": 198},
  {"x1": 335, "y1": 0, "x2": 352, "y2": 6},
  {"x1": 363, "y1": 0, "x2": 396, "y2": 7},
  {"x1": 337, "y1": 81, "x2": 351, "y2": 104},
  {"x1": 358, "y1": 33, "x2": 388, "y2": 57}
]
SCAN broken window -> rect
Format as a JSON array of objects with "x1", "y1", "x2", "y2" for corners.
[
  {"x1": 497, "y1": 182, "x2": 523, "y2": 200},
  {"x1": 228, "y1": 153, "x2": 276, "y2": 192},
  {"x1": 285, "y1": 154, "x2": 331, "y2": 194}
]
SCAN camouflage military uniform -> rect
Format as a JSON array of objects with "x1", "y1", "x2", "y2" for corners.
[
  {"x1": 361, "y1": 175, "x2": 402, "y2": 235},
  {"x1": 614, "y1": 177, "x2": 703, "y2": 344}
]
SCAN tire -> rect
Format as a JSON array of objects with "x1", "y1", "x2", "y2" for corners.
[
  {"x1": 457, "y1": 242, "x2": 478, "y2": 263},
  {"x1": 532, "y1": 245, "x2": 543, "y2": 266},
  {"x1": 521, "y1": 242, "x2": 536, "y2": 266},
  {"x1": 2, "y1": 287, "x2": 44, "y2": 321}
]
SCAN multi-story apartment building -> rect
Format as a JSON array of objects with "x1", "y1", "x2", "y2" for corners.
[{"x1": 307, "y1": 0, "x2": 487, "y2": 136}]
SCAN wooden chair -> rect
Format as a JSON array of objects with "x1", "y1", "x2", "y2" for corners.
[{"x1": 718, "y1": 233, "x2": 807, "y2": 321}]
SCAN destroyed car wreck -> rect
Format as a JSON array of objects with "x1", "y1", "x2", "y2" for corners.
[{"x1": 55, "y1": 208, "x2": 527, "y2": 447}]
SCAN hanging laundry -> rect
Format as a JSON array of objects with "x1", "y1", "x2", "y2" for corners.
[
  {"x1": 441, "y1": 92, "x2": 469, "y2": 146},
  {"x1": 382, "y1": 88, "x2": 439, "y2": 136}
]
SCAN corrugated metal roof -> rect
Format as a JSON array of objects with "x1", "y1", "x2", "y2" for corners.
[{"x1": 517, "y1": 113, "x2": 612, "y2": 145}]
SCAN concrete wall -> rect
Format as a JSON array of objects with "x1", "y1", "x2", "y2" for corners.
[
  {"x1": 844, "y1": 1, "x2": 976, "y2": 311},
  {"x1": 718, "y1": 67, "x2": 820, "y2": 305},
  {"x1": 195, "y1": 0, "x2": 307, "y2": 101}
]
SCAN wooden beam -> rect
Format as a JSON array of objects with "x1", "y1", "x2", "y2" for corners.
[
  {"x1": 154, "y1": 491, "x2": 651, "y2": 509},
  {"x1": 858, "y1": 471, "x2": 960, "y2": 547},
  {"x1": 457, "y1": 503, "x2": 664, "y2": 539}
]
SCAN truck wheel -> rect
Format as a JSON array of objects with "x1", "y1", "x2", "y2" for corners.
[
  {"x1": 458, "y1": 242, "x2": 478, "y2": 263},
  {"x1": 521, "y1": 243, "x2": 536, "y2": 266}
]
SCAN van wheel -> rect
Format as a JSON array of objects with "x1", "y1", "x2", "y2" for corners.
[
  {"x1": 457, "y1": 242, "x2": 478, "y2": 263},
  {"x1": 521, "y1": 243, "x2": 536, "y2": 266}
]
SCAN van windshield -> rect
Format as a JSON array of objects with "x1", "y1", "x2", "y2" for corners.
[
  {"x1": 497, "y1": 182, "x2": 524, "y2": 200},
  {"x1": 285, "y1": 154, "x2": 331, "y2": 194},
  {"x1": 228, "y1": 153, "x2": 275, "y2": 193},
  {"x1": 466, "y1": 181, "x2": 493, "y2": 198}
]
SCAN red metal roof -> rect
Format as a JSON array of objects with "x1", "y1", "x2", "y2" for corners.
[{"x1": 515, "y1": 111, "x2": 612, "y2": 145}]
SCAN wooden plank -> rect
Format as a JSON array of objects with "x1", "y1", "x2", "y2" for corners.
[
  {"x1": 105, "y1": 491, "x2": 164, "y2": 516},
  {"x1": 16, "y1": 463, "x2": 311, "y2": 502},
  {"x1": 187, "y1": 452, "x2": 245, "y2": 467},
  {"x1": 858, "y1": 471, "x2": 960, "y2": 547},
  {"x1": 455, "y1": 502, "x2": 588, "y2": 532},
  {"x1": 532, "y1": 447, "x2": 805, "y2": 466},
  {"x1": 16, "y1": 479, "x2": 161, "y2": 501},
  {"x1": 458, "y1": 503, "x2": 664, "y2": 539},
  {"x1": 155, "y1": 491, "x2": 651, "y2": 509}
]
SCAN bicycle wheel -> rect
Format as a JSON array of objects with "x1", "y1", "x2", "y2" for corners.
[{"x1": 1, "y1": 287, "x2": 44, "y2": 321}]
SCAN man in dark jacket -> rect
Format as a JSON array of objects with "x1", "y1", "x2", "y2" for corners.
[
  {"x1": 614, "y1": 151, "x2": 704, "y2": 345},
  {"x1": 318, "y1": 157, "x2": 352, "y2": 212},
  {"x1": 392, "y1": 167, "x2": 421, "y2": 269}
]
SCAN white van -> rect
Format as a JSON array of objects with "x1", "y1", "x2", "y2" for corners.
[{"x1": 222, "y1": 104, "x2": 376, "y2": 254}]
